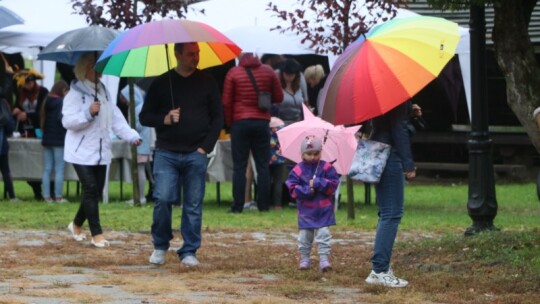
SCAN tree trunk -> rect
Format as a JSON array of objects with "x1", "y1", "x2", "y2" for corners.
[{"x1": 492, "y1": 0, "x2": 540, "y2": 153}]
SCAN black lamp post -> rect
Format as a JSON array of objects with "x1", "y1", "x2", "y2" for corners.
[{"x1": 465, "y1": 2, "x2": 498, "y2": 236}]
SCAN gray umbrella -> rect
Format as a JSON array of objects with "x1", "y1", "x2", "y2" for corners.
[
  {"x1": 0, "y1": 6, "x2": 24, "y2": 29},
  {"x1": 37, "y1": 25, "x2": 120, "y2": 65}
]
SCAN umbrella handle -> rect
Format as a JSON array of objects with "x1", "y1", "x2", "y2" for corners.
[
  {"x1": 313, "y1": 129, "x2": 329, "y2": 177},
  {"x1": 164, "y1": 44, "x2": 176, "y2": 110},
  {"x1": 323, "y1": 129, "x2": 329, "y2": 144},
  {"x1": 93, "y1": 51, "x2": 100, "y2": 116}
]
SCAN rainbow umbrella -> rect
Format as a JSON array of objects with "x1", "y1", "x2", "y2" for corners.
[
  {"x1": 95, "y1": 19, "x2": 242, "y2": 77},
  {"x1": 320, "y1": 16, "x2": 460, "y2": 125}
]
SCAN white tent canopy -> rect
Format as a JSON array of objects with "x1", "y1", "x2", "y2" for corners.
[
  {"x1": 0, "y1": 0, "x2": 118, "y2": 96},
  {"x1": 185, "y1": 0, "x2": 292, "y2": 32},
  {"x1": 185, "y1": 0, "x2": 317, "y2": 58},
  {"x1": 224, "y1": 25, "x2": 316, "y2": 55},
  {"x1": 0, "y1": 0, "x2": 88, "y2": 51}
]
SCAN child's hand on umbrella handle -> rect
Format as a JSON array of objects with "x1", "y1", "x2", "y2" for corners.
[
  {"x1": 309, "y1": 179, "x2": 315, "y2": 193},
  {"x1": 165, "y1": 107, "x2": 180, "y2": 125},
  {"x1": 89, "y1": 101, "x2": 100, "y2": 117}
]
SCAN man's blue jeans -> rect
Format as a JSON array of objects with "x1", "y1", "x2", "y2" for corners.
[
  {"x1": 372, "y1": 150, "x2": 404, "y2": 273},
  {"x1": 151, "y1": 148, "x2": 208, "y2": 259}
]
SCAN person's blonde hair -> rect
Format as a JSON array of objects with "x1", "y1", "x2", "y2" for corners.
[
  {"x1": 304, "y1": 64, "x2": 325, "y2": 84},
  {"x1": 74, "y1": 53, "x2": 97, "y2": 81}
]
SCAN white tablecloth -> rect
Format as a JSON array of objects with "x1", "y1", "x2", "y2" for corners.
[
  {"x1": 7, "y1": 138, "x2": 132, "y2": 182},
  {"x1": 8, "y1": 138, "x2": 235, "y2": 182},
  {"x1": 7, "y1": 138, "x2": 234, "y2": 202},
  {"x1": 207, "y1": 140, "x2": 233, "y2": 182}
]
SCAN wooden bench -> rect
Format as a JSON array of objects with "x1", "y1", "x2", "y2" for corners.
[
  {"x1": 411, "y1": 125, "x2": 532, "y2": 180},
  {"x1": 415, "y1": 162, "x2": 527, "y2": 179}
]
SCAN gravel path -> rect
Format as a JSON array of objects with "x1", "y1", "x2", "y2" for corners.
[{"x1": 0, "y1": 229, "x2": 392, "y2": 304}]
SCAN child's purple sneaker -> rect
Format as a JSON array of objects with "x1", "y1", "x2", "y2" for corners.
[
  {"x1": 299, "y1": 259, "x2": 310, "y2": 270},
  {"x1": 319, "y1": 259, "x2": 332, "y2": 272}
]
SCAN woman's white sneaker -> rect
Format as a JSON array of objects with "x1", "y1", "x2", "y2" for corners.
[{"x1": 365, "y1": 270, "x2": 408, "y2": 288}]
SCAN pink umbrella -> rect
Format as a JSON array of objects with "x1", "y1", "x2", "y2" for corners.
[{"x1": 277, "y1": 104, "x2": 361, "y2": 175}]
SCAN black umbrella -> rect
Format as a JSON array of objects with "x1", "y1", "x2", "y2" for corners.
[
  {"x1": 37, "y1": 25, "x2": 120, "y2": 65},
  {"x1": 0, "y1": 6, "x2": 24, "y2": 30},
  {"x1": 38, "y1": 25, "x2": 121, "y2": 105}
]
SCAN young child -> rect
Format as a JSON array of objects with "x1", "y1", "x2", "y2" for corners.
[
  {"x1": 286, "y1": 135, "x2": 340, "y2": 271},
  {"x1": 269, "y1": 116, "x2": 287, "y2": 210}
]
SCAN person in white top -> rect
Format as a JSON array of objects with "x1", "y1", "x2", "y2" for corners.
[{"x1": 63, "y1": 52, "x2": 141, "y2": 248}]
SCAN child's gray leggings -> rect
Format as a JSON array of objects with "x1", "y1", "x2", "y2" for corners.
[{"x1": 297, "y1": 226, "x2": 331, "y2": 260}]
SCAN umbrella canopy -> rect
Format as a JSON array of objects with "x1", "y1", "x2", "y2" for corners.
[
  {"x1": 277, "y1": 104, "x2": 360, "y2": 175},
  {"x1": 224, "y1": 25, "x2": 315, "y2": 55},
  {"x1": 95, "y1": 19, "x2": 242, "y2": 77},
  {"x1": 37, "y1": 25, "x2": 120, "y2": 65},
  {"x1": 0, "y1": 6, "x2": 24, "y2": 29},
  {"x1": 320, "y1": 16, "x2": 460, "y2": 125}
]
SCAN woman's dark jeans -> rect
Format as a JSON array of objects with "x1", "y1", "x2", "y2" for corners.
[
  {"x1": 230, "y1": 119, "x2": 271, "y2": 212},
  {"x1": 27, "y1": 181, "x2": 42, "y2": 200},
  {"x1": 73, "y1": 164, "x2": 107, "y2": 237},
  {"x1": 0, "y1": 154, "x2": 15, "y2": 198}
]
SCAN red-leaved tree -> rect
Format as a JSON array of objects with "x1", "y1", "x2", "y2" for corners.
[
  {"x1": 269, "y1": 0, "x2": 406, "y2": 55},
  {"x1": 70, "y1": 0, "x2": 205, "y2": 29}
]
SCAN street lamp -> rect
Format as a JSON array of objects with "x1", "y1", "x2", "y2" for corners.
[{"x1": 465, "y1": 2, "x2": 498, "y2": 235}]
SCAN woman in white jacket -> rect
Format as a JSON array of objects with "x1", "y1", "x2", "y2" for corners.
[{"x1": 63, "y1": 53, "x2": 141, "y2": 248}]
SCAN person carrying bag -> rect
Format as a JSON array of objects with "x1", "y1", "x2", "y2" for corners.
[{"x1": 245, "y1": 67, "x2": 271, "y2": 112}]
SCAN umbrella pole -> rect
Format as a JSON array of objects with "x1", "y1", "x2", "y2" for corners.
[
  {"x1": 94, "y1": 51, "x2": 98, "y2": 100},
  {"x1": 165, "y1": 44, "x2": 175, "y2": 109},
  {"x1": 93, "y1": 51, "x2": 100, "y2": 115},
  {"x1": 128, "y1": 78, "x2": 141, "y2": 207}
]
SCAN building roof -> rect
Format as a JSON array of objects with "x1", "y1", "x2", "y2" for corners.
[{"x1": 407, "y1": 1, "x2": 540, "y2": 45}]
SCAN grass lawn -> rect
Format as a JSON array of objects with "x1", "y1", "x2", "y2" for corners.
[{"x1": 1, "y1": 180, "x2": 537, "y2": 233}]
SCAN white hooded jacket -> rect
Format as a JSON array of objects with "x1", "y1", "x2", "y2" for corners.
[{"x1": 62, "y1": 80, "x2": 139, "y2": 166}]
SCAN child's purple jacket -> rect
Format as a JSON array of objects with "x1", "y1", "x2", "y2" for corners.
[{"x1": 286, "y1": 160, "x2": 340, "y2": 229}]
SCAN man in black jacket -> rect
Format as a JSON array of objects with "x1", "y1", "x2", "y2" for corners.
[{"x1": 140, "y1": 42, "x2": 223, "y2": 267}]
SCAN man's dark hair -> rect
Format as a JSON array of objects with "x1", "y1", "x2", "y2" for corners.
[{"x1": 174, "y1": 43, "x2": 185, "y2": 53}]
